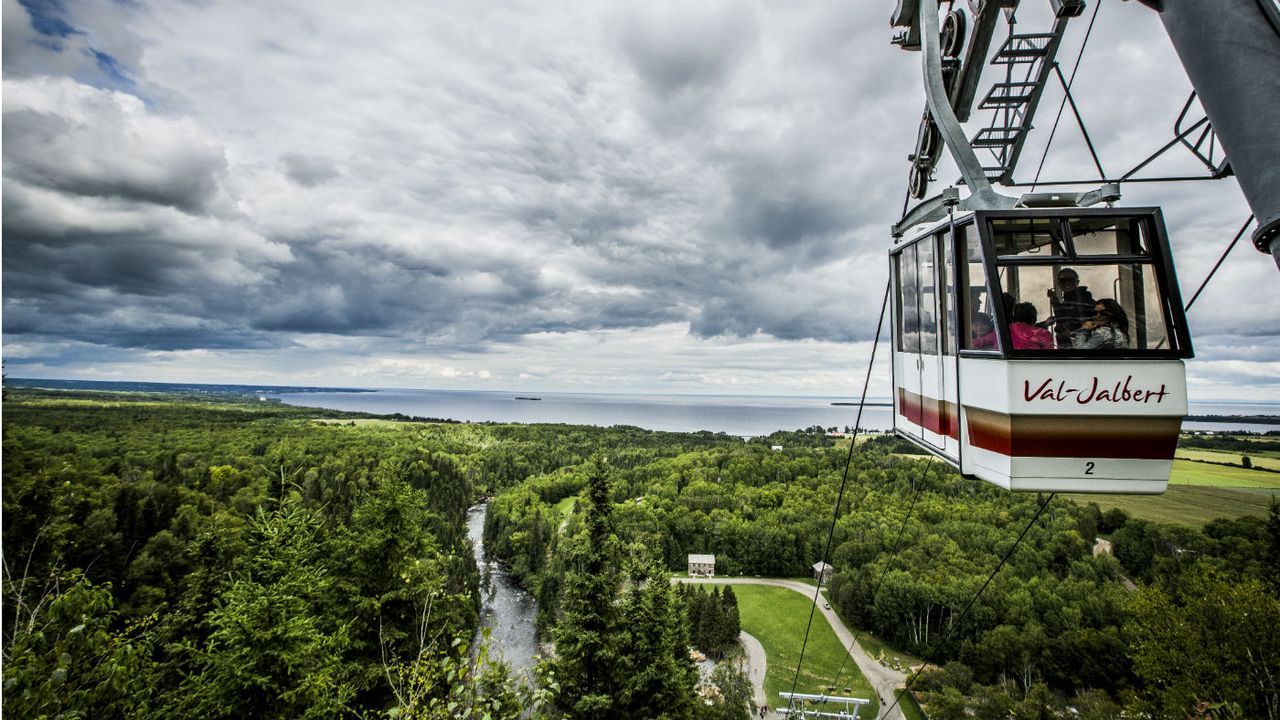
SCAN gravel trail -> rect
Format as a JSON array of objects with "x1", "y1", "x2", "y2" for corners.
[{"x1": 679, "y1": 577, "x2": 908, "y2": 720}]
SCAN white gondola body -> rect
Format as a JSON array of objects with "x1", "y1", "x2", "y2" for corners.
[{"x1": 891, "y1": 208, "x2": 1192, "y2": 494}]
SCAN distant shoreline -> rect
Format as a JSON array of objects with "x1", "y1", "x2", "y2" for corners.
[
  {"x1": 5, "y1": 377, "x2": 374, "y2": 395},
  {"x1": 1185, "y1": 415, "x2": 1280, "y2": 425},
  {"x1": 831, "y1": 401, "x2": 893, "y2": 407}
]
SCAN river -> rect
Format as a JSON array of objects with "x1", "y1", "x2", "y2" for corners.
[{"x1": 467, "y1": 503, "x2": 541, "y2": 679}]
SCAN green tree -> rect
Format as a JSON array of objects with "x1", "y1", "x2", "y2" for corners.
[
  {"x1": 383, "y1": 632, "x2": 525, "y2": 720},
  {"x1": 167, "y1": 501, "x2": 355, "y2": 718},
  {"x1": 697, "y1": 662, "x2": 753, "y2": 720},
  {"x1": 1070, "y1": 688, "x2": 1121, "y2": 720},
  {"x1": 1265, "y1": 497, "x2": 1280, "y2": 592},
  {"x1": 970, "y1": 683, "x2": 1016, "y2": 720},
  {"x1": 1013, "y1": 684, "x2": 1063, "y2": 720},
  {"x1": 550, "y1": 456, "x2": 622, "y2": 718},
  {"x1": 617, "y1": 559, "x2": 697, "y2": 719},
  {"x1": 923, "y1": 686, "x2": 967, "y2": 720},
  {"x1": 720, "y1": 585, "x2": 741, "y2": 650},
  {"x1": 3, "y1": 571, "x2": 157, "y2": 718},
  {"x1": 1126, "y1": 565, "x2": 1280, "y2": 719}
]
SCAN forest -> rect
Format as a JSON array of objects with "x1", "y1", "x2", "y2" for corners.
[
  {"x1": 483, "y1": 428, "x2": 1280, "y2": 719},
  {"x1": 1, "y1": 388, "x2": 756, "y2": 718},
  {"x1": 4, "y1": 387, "x2": 1279, "y2": 719}
]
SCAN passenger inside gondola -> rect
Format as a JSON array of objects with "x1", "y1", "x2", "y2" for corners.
[
  {"x1": 970, "y1": 312, "x2": 998, "y2": 349},
  {"x1": 1010, "y1": 302, "x2": 1054, "y2": 349},
  {"x1": 1047, "y1": 268, "x2": 1094, "y2": 345},
  {"x1": 1071, "y1": 299, "x2": 1131, "y2": 349}
]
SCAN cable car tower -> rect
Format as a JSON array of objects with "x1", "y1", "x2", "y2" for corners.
[{"x1": 886, "y1": 0, "x2": 1280, "y2": 493}]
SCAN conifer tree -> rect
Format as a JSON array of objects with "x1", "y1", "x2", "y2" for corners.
[
  {"x1": 698, "y1": 587, "x2": 724, "y2": 658},
  {"x1": 618, "y1": 559, "x2": 697, "y2": 720},
  {"x1": 720, "y1": 585, "x2": 741, "y2": 649},
  {"x1": 551, "y1": 456, "x2": 621, "y2": 718}
]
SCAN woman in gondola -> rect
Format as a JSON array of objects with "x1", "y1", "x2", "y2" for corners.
[{"x1": 1071, "y1": 298, "x2": 1130, "y2": 350}]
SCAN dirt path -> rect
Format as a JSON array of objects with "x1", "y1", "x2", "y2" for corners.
[
  {"x1": 738, "y1": 631, "x2": 769, "y2": 712},
  {"x1": 680, "y1": 577, "x2": 907, "y2": 720}
]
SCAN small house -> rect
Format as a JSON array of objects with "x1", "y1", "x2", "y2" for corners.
[
  {"x1": 1093, "y1": 538, "x2": 1113, "y2": 557},
  {"x1": 813, "y1": 561, "x2": 833, "y2": 584},
  {"x1": 688, "y1": 554, "x2": 716, "y2": 577}
]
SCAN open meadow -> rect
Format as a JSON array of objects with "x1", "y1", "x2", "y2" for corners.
[
  {"x1": 1064, "y1": 453, "x2": 1278, "y2": 526},
  {"x1": 714, "y1": 584, "x2": 878, "y2": 715}
]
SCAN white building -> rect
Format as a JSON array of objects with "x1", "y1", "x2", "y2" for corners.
[
  {"x1": 813, "y1": 561, "x2": 833, "y2": 584},
  {"x1": 688, "y1": 554, "x2": 716, "y2": 577}
]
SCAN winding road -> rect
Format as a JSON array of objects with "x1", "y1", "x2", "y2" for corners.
[{"x1": 679, "y1": 578, "x2": 907, "y2": 720}]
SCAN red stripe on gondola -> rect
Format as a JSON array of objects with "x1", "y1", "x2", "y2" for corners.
[
  {"x1": 964, "y1": 407, "x2": 1181, "y2": 459},
  {"x1": 897, "y1": 389, "x2": 960, "y2": 439}
]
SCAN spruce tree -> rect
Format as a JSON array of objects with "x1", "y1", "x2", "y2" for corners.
[
  {"x1": 618, "y1": 560, "x2": 697, "y2": 719},
  {"x1": 721, "y1": 585, "x2": 741, "y2": 649},
  {"x1": 698, "y1": 587, "x2": 724, "y2": 658},
  {"x1": 551, "y1": 456, "x2": 620, "y2": 718},
  {"x1": 686, "y1": 586, "x2": 707, "y2": 652}
]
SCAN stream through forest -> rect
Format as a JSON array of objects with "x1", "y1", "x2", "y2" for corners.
[{"x1": 467, "y1": 503, "x2": 541, "y2": 679}]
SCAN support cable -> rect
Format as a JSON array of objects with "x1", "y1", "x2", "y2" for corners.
[
  {"x1": 826, "y1": 457, "x2": 935, "y2": 696},
  {"x1": 1053, "y1": 63, "x2": 1106, "y2": 179},
  {"x1": 1030, "y1": 0, "x2": 1104, "y2": 191},
  {"x1": 784, "y1": 279, "x2": 891, "y2": 714},
  {"x1": 880, "y1": 492, "x2": 1057, "y2": 718},
  {"x1": 1184, "y1": 214, "x2": 1254, "y2": 312},
  {"x1": 871, "y1": 462, "x2": 932, "y2": 602}
]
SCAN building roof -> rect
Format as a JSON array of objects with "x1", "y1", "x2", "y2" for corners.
[
  {"x1": 688, "y1": 554, "x2": 716, "y2": 564},
  {"x1": 813, "y1": 561, "x2": 833, "y2": 571}
]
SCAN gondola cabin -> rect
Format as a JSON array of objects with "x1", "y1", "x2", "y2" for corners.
[{"x1": 891, "y1": 207, "x2": 1193, "y2": 494}]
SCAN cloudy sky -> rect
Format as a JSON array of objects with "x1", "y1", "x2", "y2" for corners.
[{"x1": 4, "y1": 0, "x2": 1277, "y2": 400}]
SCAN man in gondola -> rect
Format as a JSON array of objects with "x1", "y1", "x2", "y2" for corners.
[{"x1": 1047, "y1": 268, "x2": 1094, "y2": 346}]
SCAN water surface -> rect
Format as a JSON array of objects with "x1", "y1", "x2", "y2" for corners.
[{"x1": 467, "y1": 503, "x2": 540, "y2": 678}]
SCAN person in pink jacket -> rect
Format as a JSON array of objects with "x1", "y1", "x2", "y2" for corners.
[{"x1": 1010, "y1": 302, "x2": 1054, "y2": 349}]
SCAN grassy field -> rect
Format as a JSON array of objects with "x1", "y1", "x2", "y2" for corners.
[
  {"x1": 1059, "y1": 446, "x2": 1279, "y2": 527},
  {"x1": 1175, "y1": 448, "x2": 1280, "y2": 473},
  {"x1": 849, "y1": 629, "x2": 923, "y2": 672},
  {"x1": 715, "y1": 584, "x2": 877, "y2": 717},
  {"x1": 1064, "y1": 483, "x2": 1276, "y2": 527},
  {"x1": 552, "y1": 495, "x2": 577, "y2": 522},
  {"x1": 897, "y1": 689, "x2": 928, "y2": 720}
]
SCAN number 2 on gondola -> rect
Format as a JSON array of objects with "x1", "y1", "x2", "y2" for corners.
[{"x1": 1084, "y1": 462, "x2": 1095, "y2": 475}]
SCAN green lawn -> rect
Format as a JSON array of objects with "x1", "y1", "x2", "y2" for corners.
[
  {"x1": 1064, "y1": 483, "x2": 1276, "y2": 527},
  {"x1": 1175, "y1": 448, "x2": 1280, "y2": 473},
  {"x1": 849, "y1": 629, "x2": 923, "y2": 672},
  {"x1": 712, "y1": 584, "x2": 878, "y2": 716},
  {"x1": 1064, "y1": 454, "x2": 1279, "y2": 526},
  {"x1": 552, "y1": 495, "x2": 577, "y2": 522},
  {"x1": 897, "y1": 688, "x2": 928, "y2": 720}
]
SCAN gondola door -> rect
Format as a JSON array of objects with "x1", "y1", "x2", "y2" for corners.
[
  {"x1": 894, "y1": 241, "x2": 924, "y2": 444},
  {"x1": 894, "y1": 230, "x2": 956, "y2": 459}
]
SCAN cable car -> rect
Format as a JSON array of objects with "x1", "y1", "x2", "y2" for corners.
[{"x1": 890, "y1": 206, "x2": 1192, "y2": 493}]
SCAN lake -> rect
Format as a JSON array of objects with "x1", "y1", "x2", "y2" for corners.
[{"x1": 276, "y1": 388, "x2": 1280, "y2": 435}]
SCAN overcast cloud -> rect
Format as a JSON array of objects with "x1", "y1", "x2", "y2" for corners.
[{"x1": 3, "y1": 0, "x2": 1277, "y2": 399}]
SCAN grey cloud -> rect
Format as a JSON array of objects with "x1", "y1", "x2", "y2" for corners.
[
  {"x1": 282, "y1": 153, "x2": 341, "y2": 187},
  {"x1": 615, "y1": 1, "x2": 760, "y2": 97},
  {"x1": 726, "y1": 171, "x2": 850, "y2": 255},
  {"x1": 3, "y1": 88, "x2": 227, "y2": 213},
  {"x1": 2, "y1": 0, "x2": 1276, "y2": 397}
]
